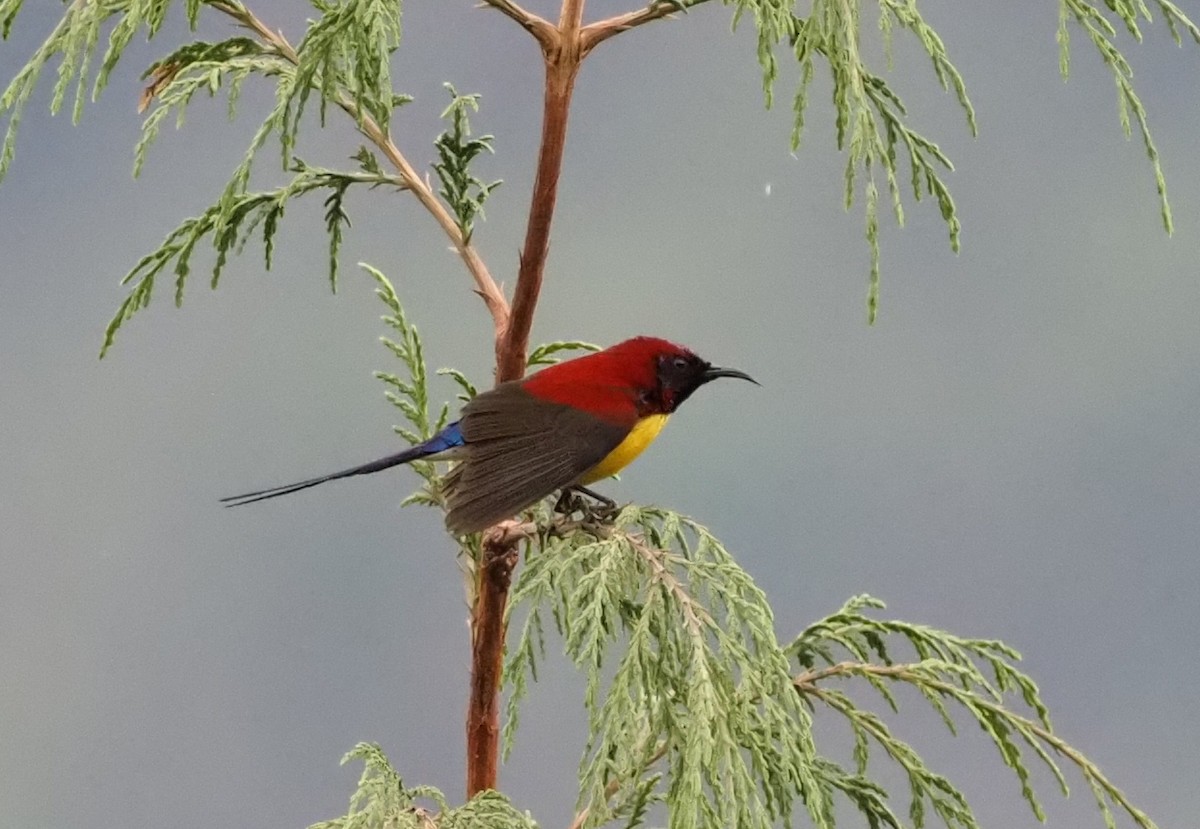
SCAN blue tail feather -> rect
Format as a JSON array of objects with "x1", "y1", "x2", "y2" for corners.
[{"x1": 221, "y1": 421, "x2": 465, "y2": 507}]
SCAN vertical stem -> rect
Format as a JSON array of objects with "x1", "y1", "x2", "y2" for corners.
[
  {"x1": 466, "y1": 0, "x2": 587, "y2": 799},
  {"x1": 495, "y1": 0, "x2": 585, "y2": 383},
  {"x1": 465, "y1": 535, "x2": 520, "y2": 796}
]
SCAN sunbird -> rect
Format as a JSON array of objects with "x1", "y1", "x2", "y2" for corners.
[{"x1": 222, "y1": 336, "x2": 756, "y2": 533}]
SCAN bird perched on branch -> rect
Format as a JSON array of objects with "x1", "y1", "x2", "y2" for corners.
[{"x1": 222, "y1": 336, "x2": 756, "y2": 534}]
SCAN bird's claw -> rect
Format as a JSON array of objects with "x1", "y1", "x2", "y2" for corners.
[{"x1": 554, "y1": 486, "x2": 620, "y2": 527}]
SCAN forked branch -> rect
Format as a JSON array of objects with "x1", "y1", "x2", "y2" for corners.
[{"x1": 476, "y1": 0, "x2": 717, "y2": 378}]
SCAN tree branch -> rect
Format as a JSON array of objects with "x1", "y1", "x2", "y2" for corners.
[
  {"x1": 495, "y1": 0, "x2": 586, "y2": 383},
  {"x1": 477, "y1": 0, "x2": 558, "y2": 50},
  {"x1": 209, "y1": 1, "x2": 511, "y2": 334},
  {"x1": 581, "y1": 0, "x2": 713, "y2": 55},
  {"x1": 466, "y1": 528, "x2": 522, "y2": 797},
  {"x1": 467, "y1": 0, "x2": 587, "y2": 791}
]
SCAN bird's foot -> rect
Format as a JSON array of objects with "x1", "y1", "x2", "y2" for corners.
[{"x1": 554, "y1": 486, "x2": 620, "y2": 528}]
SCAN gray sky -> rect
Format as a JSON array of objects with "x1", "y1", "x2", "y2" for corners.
[{"x1": 2, "y1": 1, "x2": 1198, "y2": 827}]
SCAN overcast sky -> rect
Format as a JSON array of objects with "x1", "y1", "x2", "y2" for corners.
[{"x1": 2, "y1": 2, "x2": 1198, "y2": 828}]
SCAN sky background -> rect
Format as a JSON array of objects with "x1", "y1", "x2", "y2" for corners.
[{"x1": 2, "y1": 1, "x2": 1198, "y2": 827}]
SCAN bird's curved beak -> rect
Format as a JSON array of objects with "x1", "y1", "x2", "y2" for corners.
[{"x1": 702, "y1": 365, "x2": 760, "y2": 386}]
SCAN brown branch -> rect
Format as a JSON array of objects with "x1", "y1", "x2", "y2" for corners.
[
  {"x1": 464, "y1": 512, "x2": 597, "y2": 799},
  {"x1": 477, "y1": 0, "x2": 558, "y2": 50},
  {"x1": 465, "y1": 527, "x2": 522, "y2": 797},
  {"x1": 466, "y1": 2, "x2": 589, "y2": 793},
  {"x1": 581, "y1": 0, "x2": 713, "y2": 55},
  {"x1": 468, "y1": 514, "x2": 707, "y2": 809},
  {"x1": 351, "y1": 108, "x2": 510, "y2": 329},
  {"x1": 207, "y1": 1, "x2": 511, "y2": 334},
  {"x1": 494, "y1": 0, "x2": 586, "y2": 383}
]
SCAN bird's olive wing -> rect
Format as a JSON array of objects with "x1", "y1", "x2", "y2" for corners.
[{"x1": 441, "y1": 383, "x2": 628, "y2": 534}]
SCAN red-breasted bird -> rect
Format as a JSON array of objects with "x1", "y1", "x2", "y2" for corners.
[{"x1": 221, "y1": 336, "x2": 756, "y2": 533}]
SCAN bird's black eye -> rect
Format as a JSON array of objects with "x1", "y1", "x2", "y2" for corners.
[{"x1": 672, "y1": 356, "x2": 688, "y2": 371}]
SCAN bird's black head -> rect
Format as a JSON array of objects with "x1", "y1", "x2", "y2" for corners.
[{"x1": 651, "y1": 347, "x2": 758, "y2": 413}]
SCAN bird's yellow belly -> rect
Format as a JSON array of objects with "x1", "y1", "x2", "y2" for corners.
[{"x1": 580, "y1": 414, "x2": 670, "y2": 484}]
